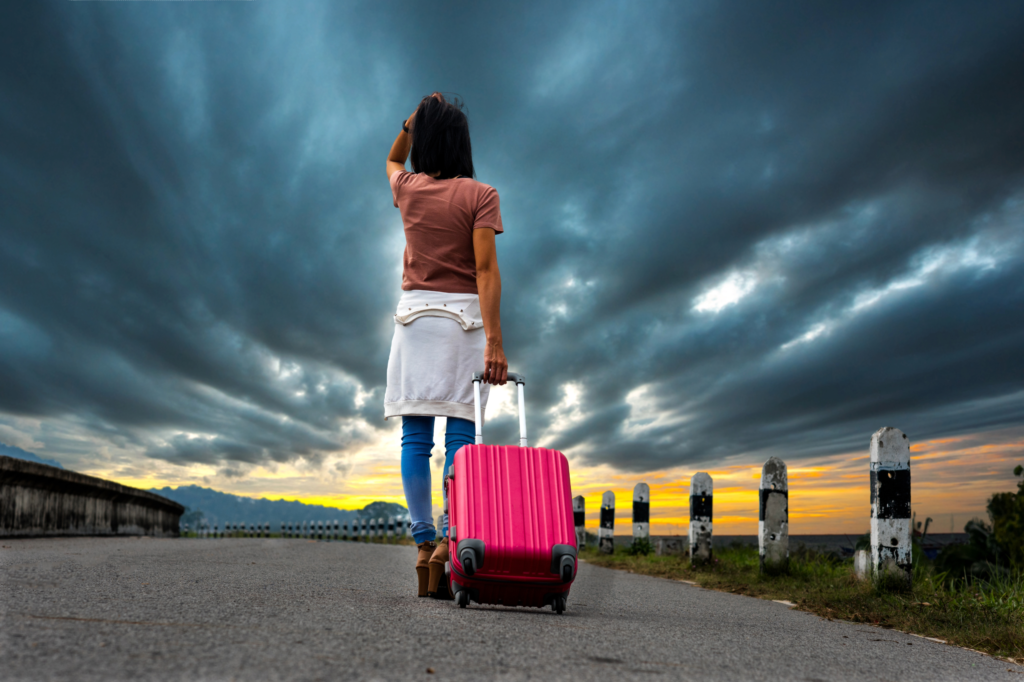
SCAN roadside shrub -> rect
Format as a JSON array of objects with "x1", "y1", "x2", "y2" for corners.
[
  {"x1": 936, "y1": 464, "x2": 1024, "y2": 582},
  {"x1": 625, "y1": 537, "x2": 654, "y2": 556},
  {"x1": 988, "y1": 464, "x2": 1024, "y2": 568}
]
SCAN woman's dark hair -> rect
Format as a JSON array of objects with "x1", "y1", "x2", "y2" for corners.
[{"x1": 410, "y1": 94, "x2": 474, "y2": 180}]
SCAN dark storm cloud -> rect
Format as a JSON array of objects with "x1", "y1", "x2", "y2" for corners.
[{"x1": 1, "y1": 1, "x2": 1022, "y2": 472}]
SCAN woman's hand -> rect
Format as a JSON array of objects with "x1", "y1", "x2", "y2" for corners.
[{"x1": 483, "y1": 340, "x2": 508, "y2": 385}]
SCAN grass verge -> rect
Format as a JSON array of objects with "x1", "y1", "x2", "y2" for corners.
[{"x1": 581, "y1": 544, "x2": 1024, "y2": 662}]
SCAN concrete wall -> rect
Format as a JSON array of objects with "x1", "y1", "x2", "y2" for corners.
[{"x1": 0, "y1": 456, "x2": 184, "y2": 537}]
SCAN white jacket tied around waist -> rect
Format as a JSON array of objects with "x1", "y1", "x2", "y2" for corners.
[{"x1": 384, "y1": 290, "x2": 491, "y2": 423}]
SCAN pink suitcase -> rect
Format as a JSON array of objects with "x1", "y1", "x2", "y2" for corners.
[{"x1": 444, "y1": 372, "x2": 578, "y2": 613}]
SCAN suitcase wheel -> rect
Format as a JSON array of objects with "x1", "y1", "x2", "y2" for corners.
[
  {"x1": 553, "y1": 596, "x2": 566, "y2": 615},
  {"x1": 456, "y1": 591, "x2": 469, "y2": 608}
]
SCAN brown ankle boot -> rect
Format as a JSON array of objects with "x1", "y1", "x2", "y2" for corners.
[
  {"x1": 427, "y1": 537, "x2": 452, "y2": 599},
  {"x1": 416, "y1": 541, "x2": 436, "y2": 598}
]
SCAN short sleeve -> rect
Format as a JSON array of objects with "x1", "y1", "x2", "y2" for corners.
[
  {"x1": 473, "y1": 185, "x2": 503, "y2": 234},
  {"x1": 390, "y1": 170, "x2": 412, "y2": 207}
]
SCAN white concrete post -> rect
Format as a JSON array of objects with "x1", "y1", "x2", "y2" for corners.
[
  {"x1": 318, "y1": 520, "x2": 324, "y2": 540},
  {"x1": 689, "y1": 473, "x2": 713, "y2": 566},
  {"x1": 387, "y1": 516, "x2": 395, "y2": 540},
  {"x1": 573, "y1": 495, "x2": 586, "y2": 549},
  {"x1": 599, "y1": 491, "x2": 615, "y2": 554},
  {"x1": 377, "y1": 517, "x2": 384, "y2": 540},
  {"x1": 633, "y1": 483, "x2": 650, "y2": 543},
  {"x1": 343, "y1": 520, "x2": 349, "y2": 541},
  {"x1": 759, "y1": 457, "x2": 789, "y2": 574},
  {"x1": 435, "y1": 513, "x2": 444, "y2": 543},
  {"x1": 214, "y1": 523, "x2": 219, "y2": 538},
  {"x1": 656, "y1": 538, "x2": 684, "y2": 556},
  {"x1": 854, "y1": 549, "x2": 871, "y2": 581},
  {"x1": 870, "y1": 427, "x2": 912, "y2": 588},
  {"x1": 334, "y1": 520, "x2": 339, "y2": 540},
  {"x1": 361, "y1": 518, "x2": 367, "y2": 540}
]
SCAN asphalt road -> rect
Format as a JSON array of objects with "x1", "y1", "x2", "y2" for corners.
[{"x1": 0, "y1": 537, "x2": 1018, "y2": 682}]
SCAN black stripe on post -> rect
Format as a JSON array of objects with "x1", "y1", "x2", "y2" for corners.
[
  {"x1": 599, "y1": 507, "x2": 614, "y2": 530},
  {"x1": 759, "y1": 489, "x2": 789, "y2": 521},
  {"x1": 871, "y1": 469, "x2": 911, "y2": 519},
  {"x1": 632, "y1": 501, "x2": 650, "y2": 524},
  {"x1": 690, "y1": 494, "x2": 713, "y2": 520},
  {"x1": 574, "y1": 510, "x2": 585, "y2": 526}
]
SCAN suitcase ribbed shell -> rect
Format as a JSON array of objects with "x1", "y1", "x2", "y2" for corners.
[{"x1": 448, "y1": 444, "x2": 576, "y2": 606}]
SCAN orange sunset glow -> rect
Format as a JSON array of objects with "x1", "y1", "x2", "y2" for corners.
[{"x1": 93, "y1": 424, "x2": 1024, "y2": 536}]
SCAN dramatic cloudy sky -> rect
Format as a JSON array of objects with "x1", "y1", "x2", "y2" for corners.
[{"x1": 2, "y1": 2, "x2": 1022, "y2": 531}]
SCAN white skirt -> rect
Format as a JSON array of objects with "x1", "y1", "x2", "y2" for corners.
[{"x1": 384, "y1": 291, "x2": 491, "y2": 422}]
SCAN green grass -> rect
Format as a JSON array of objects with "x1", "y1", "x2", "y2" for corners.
[{"x1": 581, "y1": 544, "x2": 1024, "y2": 662}]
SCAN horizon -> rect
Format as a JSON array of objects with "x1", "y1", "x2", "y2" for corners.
[
  {"x1": 1, "y1": 2, "x2": 1022, "y2": 535},
  {"x1": 7, "y1": 423, "x2": 1018, "y2": 535}
]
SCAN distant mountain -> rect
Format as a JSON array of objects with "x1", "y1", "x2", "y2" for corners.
[
  {"x1": 358, "y1": 501, "x2": 409, "y2": 520},
  {"x1": 149, "y1": 484, "x2": 407, "y2": 529},
  {"x1": 0, "y1": 443, "x2": 64, "y2": 469}
]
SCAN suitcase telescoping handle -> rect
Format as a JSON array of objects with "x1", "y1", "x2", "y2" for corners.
[{"x1": 471, "y1": 372, "x2": 527, "y2": 447}]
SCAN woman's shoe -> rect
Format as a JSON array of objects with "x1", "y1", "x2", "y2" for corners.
[
  {"x1": 427, "y1": 537, "x2": 453, "y2": 599},
  {"x1": 416, "y1": 541, "x2": 436, "y2": 597}
]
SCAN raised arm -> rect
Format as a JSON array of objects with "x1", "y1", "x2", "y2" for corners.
[
  {"x1": 474, "y1": 228, "x2": 508, "y2": 385},
  {"x1": 388, "y1": 95, "x2": 444, "y2": 179},
  {"x1": 386, "y1": 111, "x2": 415, "y2": 179}
]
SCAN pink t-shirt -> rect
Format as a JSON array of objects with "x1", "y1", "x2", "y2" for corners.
[{"x1": 390, "y1": 170, "x2": 503, "y2": 295}]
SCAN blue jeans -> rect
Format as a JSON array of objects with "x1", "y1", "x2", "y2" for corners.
[{"x1": 401, "y1": 416, "x2": 475, "y2": 545}]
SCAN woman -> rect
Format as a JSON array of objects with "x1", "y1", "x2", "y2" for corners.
[{"x1": 384, "y1": 93, "x2": 508, "y2": 599}]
